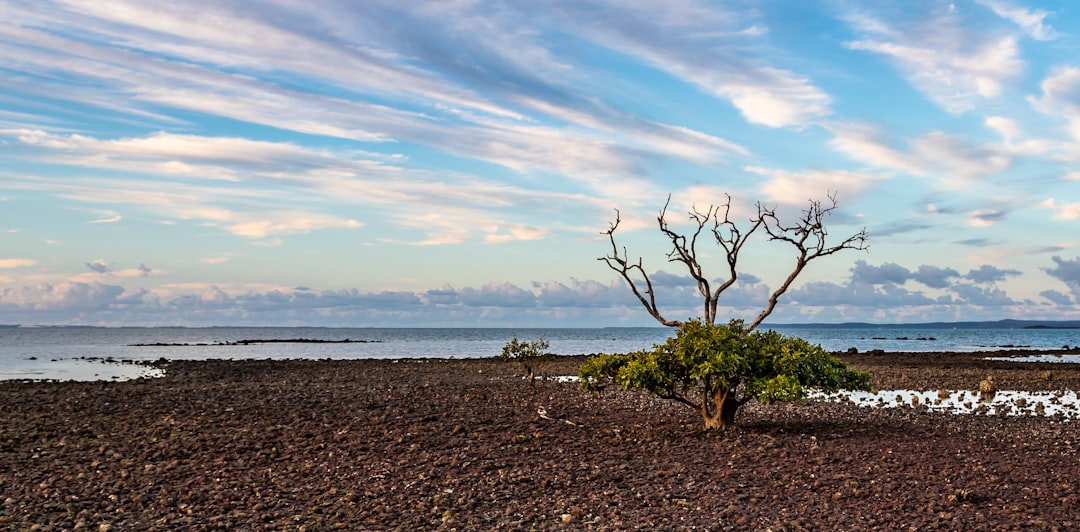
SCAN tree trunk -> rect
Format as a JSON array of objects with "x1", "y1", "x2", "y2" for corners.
[{"x1": 701, "y1": 388, "x2": 741, "y2": 430}]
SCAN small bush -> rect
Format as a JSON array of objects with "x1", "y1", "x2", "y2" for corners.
[{"x1": 499, "y1": 338, "x2": 549, "y2": 385}]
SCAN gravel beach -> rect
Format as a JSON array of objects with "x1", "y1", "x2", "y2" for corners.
[{"x1": 1, "y1": 351, "x2": 1078, "y2": 530}]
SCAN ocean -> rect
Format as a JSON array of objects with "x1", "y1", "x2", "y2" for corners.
[{"x1": 2, "y1": 324, "x2": 1079, "y2": 381}]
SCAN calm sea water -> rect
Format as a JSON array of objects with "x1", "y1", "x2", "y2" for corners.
[{"x1": 2, "y1": 325, "x2": 1079, "y2": 380}]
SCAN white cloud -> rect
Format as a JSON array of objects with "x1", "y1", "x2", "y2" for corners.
[
  {"x1": 1039, "y1": 198, "x2": 1080, "y2": 220},
  {"x1": 826, "y1": 124, "x2": 916, "y2": 169},
  {"x1": 843, "y1": 10, "x2": 1022, "y2": 113},
  {"x1": 747, "y1": 166, "x2": 885, "y2": 206},
  {"x1": 554, "y1": 2, "x2": 830, "y2": 128},
  {"x1": 718, "y1": 70, "x2": 831, "y2": 128},
  {"x1": 975, "y1": 0, "x2": 1056, "y2": 41},
  {"x1": 227, "y1": 216, "x2": 363, "y2": 239},
  {"x1": 1028, "y1": 66, "x2": 1080, "y2": 142},
  {"x1": 88, "y1": 209, "x2": 122, "y2": 224},
  {"x1": 482, "y1": 224, "x2": 551, "y2": 244},
  {"x1": 0, "y1": 258, "x2": 37, "y2": 269}
]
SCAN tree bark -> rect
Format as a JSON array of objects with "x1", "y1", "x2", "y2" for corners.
[{"x1": 701, "y1": 388, "x2": 741, "y2": 430}]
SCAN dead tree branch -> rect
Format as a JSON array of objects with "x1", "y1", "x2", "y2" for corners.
[{"x1": 601, "y1": 192, "x2": 866, "y2": 330}]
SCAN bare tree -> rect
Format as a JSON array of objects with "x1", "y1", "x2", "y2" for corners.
[{"x1": 600, "y1": 193, "x2": 867, "y2": 331}]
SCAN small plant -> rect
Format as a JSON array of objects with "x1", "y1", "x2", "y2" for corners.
[
  {"x1": 499, "y1": 337, "x2": 550, "y2": 385},
  {"x1": 978, "y1": 376, "x2": 996, "y2": 401}
]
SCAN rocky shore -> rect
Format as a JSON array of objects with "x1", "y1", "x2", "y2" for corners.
[{"x1": 1, "y1": 351, "x2": 1078, "y2": 530}]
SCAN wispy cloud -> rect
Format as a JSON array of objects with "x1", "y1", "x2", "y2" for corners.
[
  {"x1": 746, "y1": 166, "x2": 886, "y2": 206},
  {"x1": 1027, "y1": 66, "x2": 1080, "y2": 143},
  {"x1": 842, "y1": 5, "x2": 1023, "y2": 113},
  {"x1": 3, "y1": 130, "x2": 606, "y2": 243},
  {"x1": 542, "y1": 0, "x2": 830, "y2": 128},
  {"x1": 825, "y1": 122, "x2": 1012, "y2": 188},
  {"x1": 0, "y1": 1, "x2": 746, "y2": 192},
  {"x1": 976, "y1": 0, "x2": 1057, "y2": 41},
  {"x1": 87, "y1": 209, "x2": 121, "y2": 224}
]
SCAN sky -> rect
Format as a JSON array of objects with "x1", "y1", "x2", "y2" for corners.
[{"x1": 2, "y1": 0, "x2": 1080, "y2": 327}]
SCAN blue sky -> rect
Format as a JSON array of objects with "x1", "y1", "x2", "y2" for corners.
[{"x1": 2, "y1": 0, "x2": 1080, "y2": 327}]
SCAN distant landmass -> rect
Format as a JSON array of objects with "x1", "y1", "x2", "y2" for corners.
[{"x1": 779, "y1": 319, "x2": 1080, "y2": 329}]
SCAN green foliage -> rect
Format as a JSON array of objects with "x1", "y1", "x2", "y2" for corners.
[
  {"x1": 499, "y1": 337, "x2": 550, "y2": 384},
  {"x1": 580, "y1": 319, "x2": 870, "y2": 429}
]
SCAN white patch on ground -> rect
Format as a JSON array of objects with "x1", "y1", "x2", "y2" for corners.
[
  {"x1": 984, "y1": 354, "x2": 1080, "y2": 363},
  {"x1": 810, "y1": 389, "x2": 1080, "y2": 420},
  {"x1": 553, "y1": 374, "x2": 1079, "y2": 420}
]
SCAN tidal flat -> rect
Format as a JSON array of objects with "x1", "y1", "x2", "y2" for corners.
[{"x1": 1, "y1": 351, "x2": 1077, "y2": 530}]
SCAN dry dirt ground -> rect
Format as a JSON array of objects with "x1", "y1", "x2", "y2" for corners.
[{"x1": 1, "y1": 351, "x2": 1078, "y2": 530}]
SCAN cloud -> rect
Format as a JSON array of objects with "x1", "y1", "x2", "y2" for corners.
[
  {"x1": 115, "y1": 263, "x2": 153, "y2": 278},
  {"x1": 0, "y1": 266, "x2": 1059, "y2": 326},
  {"x1": 458, "y1": 282, "x2": 538, "y2": 308},
  {"x1": 85, "y1": 260, "x2": 110, "y2": 273},
  {"x1": 84, "y1": 260, "x2": 153, "y2": 278},
  {"x1": 1027, "y1": 66, "x2": 1080, "y2": 141},
  {"x1": 951, "y1": 283, "x2": 1017, "y2": 306},
  {"x1": 226, "y1": 216, "x2": 363, "y2": 239},
  {"x1": 88, "y1": 210, "x2": 122, "y2": 224},
  {"x1": 1040, "y1": 289, "x2": 1073, "y2": 305},
  {"x1": 2, "y1": 129, "x2": 618, "y2": 244},
  {"x1": 843, "y1": 7, "x2": 1023, "y2": 113},
  {"x1": 784, "y1": 259, "x2": 1030, "y2": 312},
  {"x1": 1039, "y1": 198, "x2": 1080, "y2": 220},
  {"x1": 747, "y1": 166, "x2": 885, "y2": 206},
  {"x1": 536, "y1": 279, "x2": 630, "y2": 308},
  {"x1": 550, "y1": 1, "x2": 830, "y2": 128},
  {"x1": 964, "y1": 264, "x2": 1020, "y2": 284},
  {"x1": 787, "y1": 279, "x2": 936, "y2": 308},
  {"x1": 826, "y1": 122, "x2": 1012, "y2": 188},
  {"x1": 0, "y1": 258, "x2": 37, "y2": 269},
  {"x1": 850, "y1": 260, "x2": 911, "y2": 285},
  {"x1": 424, "y1": 285, "x2": 461, "y2": 306},
  {"x1": 912, "y1": 265, "x2": 961, "y2": 289},
  {"x1": 0, "y1": 282, "x2": 131, "y2": 311},
  {"x1": 0, "y1": 1, "x2": 748, "y2": 196},
  {"x1": 870, "y1": 220, "x2": 936, "y2": 238},
  {"x1": 968, "y1": 209, "x2": 1009, "y2": 227},
  {"x1": 1044, "y1": 255, "x2": 1080, "y2": 298},
  {"x1": 975, "y1": 0, "x2": 1056, "y2": 41}
]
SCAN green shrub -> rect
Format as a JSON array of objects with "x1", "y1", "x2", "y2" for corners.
[{"x1": 580, "y1": 319, "x2": 870, "y2": 430}]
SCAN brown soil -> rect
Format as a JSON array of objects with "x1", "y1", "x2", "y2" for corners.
[{"x1": 1, "y1": 351, "x2": 1078, "y2": 530}]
